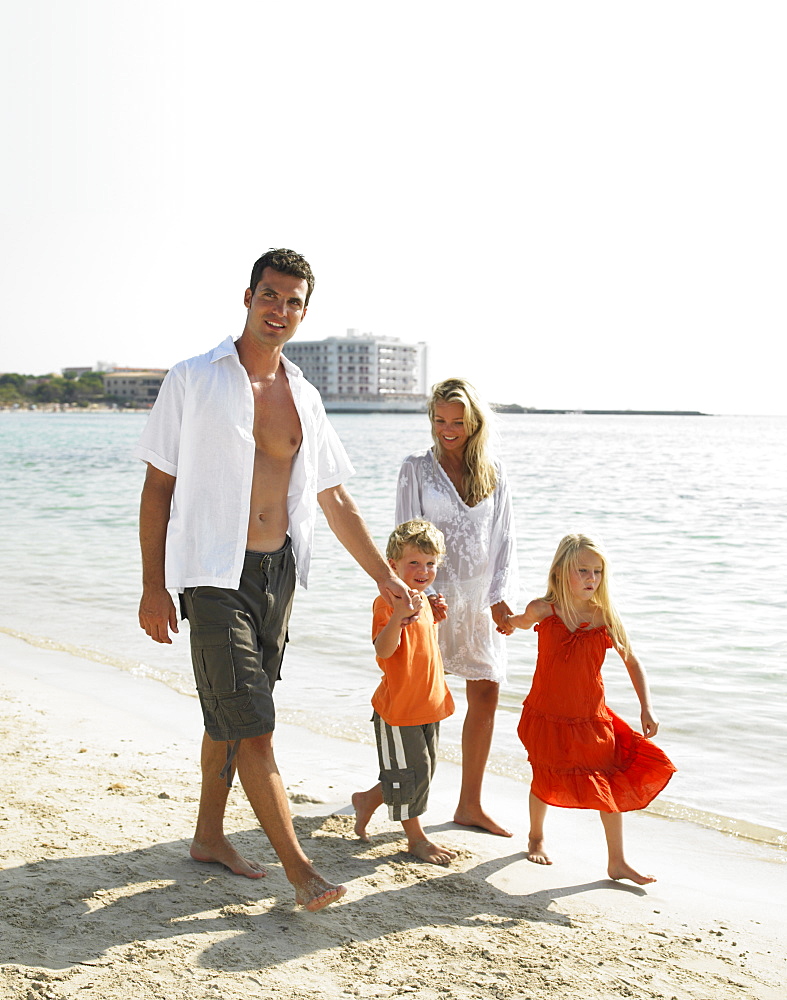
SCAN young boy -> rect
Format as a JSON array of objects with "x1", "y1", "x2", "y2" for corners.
[{"x1": 352, "y1": 519, "x2": 457, "y2": 865}]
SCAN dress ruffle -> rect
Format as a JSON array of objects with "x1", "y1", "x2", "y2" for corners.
[{"x1": 518, "y1": 705, "x2": 676, "y2": 812}]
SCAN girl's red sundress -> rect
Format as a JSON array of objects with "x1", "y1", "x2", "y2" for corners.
[{"x1": 517, "y1": 611, "x2": 676, "y2": 812}]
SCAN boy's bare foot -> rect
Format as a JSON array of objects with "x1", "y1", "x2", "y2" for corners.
[
  {"x1": 351, "y1": 791, "x2": 376, "y2": 842},
  {"x1": 293, "y1": 876, "x2": 347, "y2": 911},
  {"x1": 608, "y1": 862, "x2": 656, "y2": 886},
  {"x1": 190, "y1": 836, "x2": 267, "y2": 878},
  {"x1": 408, "y1": 839, "x2": 457, "y2": 865},
  {"x1": 453, "y1": 807, "x2": 513, "y2": 838},
  {"x1": 526, "y1": 837, "x2": 552, "y2": 865}
]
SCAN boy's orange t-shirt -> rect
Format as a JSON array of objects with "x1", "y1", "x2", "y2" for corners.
[{"x1": 371, "y1": 595, "x2": 455, "y2": 726}]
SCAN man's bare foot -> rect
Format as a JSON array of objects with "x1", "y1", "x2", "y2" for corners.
[
  {"x1": 608, "y1": 862, "x2": 656, "y2": 885},
  {"x1": 294, "y1": 876, "x2": 347, "y2": 911},
  {"x1": 453, "y1": 807, "x2": 513, "y2": 838},
  {"x1": 408, "y1": 839, "x2": 457, "y2": 865},
  {"x1": 526, "y1": 837, "x2": 552, "y2": 865},
  {"x1": 190, "y1": 837, "x2": 267, "y2": 879},
  {"x1": 351, "y1": 791, "x2": 376, "y2": 842}
]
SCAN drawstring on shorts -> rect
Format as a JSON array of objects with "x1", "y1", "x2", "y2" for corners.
[{"x1": 219, "y1": 738, "x2": 242, "y2": 788}]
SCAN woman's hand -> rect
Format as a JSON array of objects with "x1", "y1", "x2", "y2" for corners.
[{"x1": 491, "y1": 601, "x2": 514, "y2": 635}]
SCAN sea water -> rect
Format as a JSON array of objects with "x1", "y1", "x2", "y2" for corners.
[{"x1": 1, "y1": 410, "x2": 785, "y2": 845}]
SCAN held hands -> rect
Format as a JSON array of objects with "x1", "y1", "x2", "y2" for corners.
[
  {"x1": 491, "y1": 601, "x2": 515, "y2": 635},
  {"x1": 139, "y1": 586, "x2": 179, "y2": 644},
  {"x1": 396, "y1": 589, "x2": 423, "y2": 626},
  {"x1": 379, "y1": 575, "x2": 418, "y2": 624},
  {"x1": 427, "y1": 592, "x2": 448, "y2": 623}
]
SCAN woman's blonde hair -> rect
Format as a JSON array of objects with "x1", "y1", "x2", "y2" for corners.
[
  {"x1": 428, "y1": 377, "x2": 497, "y2": 506},
  {"x1": 544, "y1": 534, "x2": 630, "y2": 655}
]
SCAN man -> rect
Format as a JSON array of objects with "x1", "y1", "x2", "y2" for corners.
[{"x1": 136, "y1": 248, "x2": 413, "y2": 911}]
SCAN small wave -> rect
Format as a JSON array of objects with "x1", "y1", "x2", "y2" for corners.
[
  {"x1": 0, "y1": 625, "x2": 197, "y2": 700},
  {"x1": 642, "y1": 798, "x2": 787, "y2": 851}
]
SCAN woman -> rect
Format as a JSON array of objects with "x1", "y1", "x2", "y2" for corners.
[{"x1": 396, "y1": 377, "x2": 519, "y2": 836}]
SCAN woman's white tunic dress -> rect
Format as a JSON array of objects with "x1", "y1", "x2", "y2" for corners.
[{"x1": 395, "y1": 449, "x2": 519, "y2": 683}]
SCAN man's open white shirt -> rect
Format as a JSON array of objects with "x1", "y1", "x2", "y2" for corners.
[{"x1": 134, "y1": 336, "x2": 355, "y2": 591}]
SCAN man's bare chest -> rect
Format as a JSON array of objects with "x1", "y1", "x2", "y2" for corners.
[{"x1": 251, "y1": 386, "x2": 302, "y2": 461}]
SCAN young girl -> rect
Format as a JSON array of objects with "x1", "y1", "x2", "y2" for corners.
[{"x1": 505, "y1": 533, "x2": 676, "y2": 885}]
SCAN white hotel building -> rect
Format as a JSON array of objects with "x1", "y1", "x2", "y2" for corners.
[{"x1": 284, "y1": 329, "x2": 429, "y2": 411}]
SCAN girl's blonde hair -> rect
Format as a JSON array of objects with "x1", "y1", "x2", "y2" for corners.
[
  {"x1": 428, "y1": 377, "x2": 497, "y2": 506},
  {"x1": 544, "y1": 534, "x2": 630, "y2": 655}
]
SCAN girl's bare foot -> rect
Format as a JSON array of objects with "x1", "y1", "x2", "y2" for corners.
[
  {"x1": 408, "y1": 838, "x2": 457, "y2": 865},
  {"x1": 351, "y1": 791, "x2": 377, "y2": 842},
  {"x1": 608, "y1": 862, "x2": 656, "y2": 885},
  {"x1": 190, "y1": 837, "x2": 267, "y2": 878},
  {"x1": 294, "y1": 876, "x2": 347, "y2": 911},
  {"x1": 453, "y1": 807, "x2": 513, "y2": 838},
  {"x1": 526, "y1": 837, "x2": 552, "y2": 865}
]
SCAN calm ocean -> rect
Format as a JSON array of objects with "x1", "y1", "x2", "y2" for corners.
[{"x1": 1, "y1": 410, "x2": 785, "y2": 846}]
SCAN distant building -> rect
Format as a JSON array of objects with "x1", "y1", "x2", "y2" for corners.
[
  {"x1": 102, "y1": 368, "x2": 168, "y2": 403},
  {"x1": 61, "y1": 366, "x2": 93, "y2": 379},
  {"x1": 284, "y1": 329, "x2": 428, "y2": 412}
]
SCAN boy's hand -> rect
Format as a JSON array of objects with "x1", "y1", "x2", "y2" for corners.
[
  {"x1": 399, "y1": 589, "x2": 423, "y2": 626},
  {"x1": 427, "y1": 593, "x2": 448, "y2": 623}
]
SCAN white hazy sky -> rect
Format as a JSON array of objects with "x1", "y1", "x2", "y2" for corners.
[{"x1": 1, "y1": 1, "x2": 785, "y2": 414}]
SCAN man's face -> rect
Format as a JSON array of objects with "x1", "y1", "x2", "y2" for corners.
[{"x1": 242, "y1": 267, "x2": 309, "y2": 348}]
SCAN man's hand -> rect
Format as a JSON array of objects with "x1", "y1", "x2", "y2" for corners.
[
  {"x1": 427, "y1": 593, "x2": 448, "y2": 623},
  {"x1": 491, "y1": 600, "x2": 514, "y2": 636},
  {"x1": 139, "y1": 586, "x2": 179, "y2": 644},
  {"x1": 394, "y1": 589, "x2": 423, "y2": 627},
  {"x1": 378, "y1": 574, "x2": 417, "y2": 624}
]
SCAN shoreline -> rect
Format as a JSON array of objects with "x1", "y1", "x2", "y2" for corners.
[
  {"x1": 0, "y1": 631, "x2": 784, "y2": 999},
  {"x1": 2, "y1": 622, "x2": 784, "y2": 852}
]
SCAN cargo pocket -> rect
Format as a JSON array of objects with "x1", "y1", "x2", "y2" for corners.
[
  {"x1": 380, "y1": 767, "x2": 416, "y2": 808},
  {"x1": 190, "y1": 625, "x2": 237, "y2": 696}
]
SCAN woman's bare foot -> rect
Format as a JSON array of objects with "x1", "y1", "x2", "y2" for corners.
[
  {"x1": 453, "y1": 807, "x2": 513, "y2": 838},
  {"x1": 526, "y1": 837, "x2": 552, "y2": 865},
  {"x1": 408, "y1": 839, "x2": 457, "y2": 865},
  {"x1": 351, "y1": 790, "x2": 377, "y2": 842},
  {"x1": 608, "y1": 862, "x2": 656, "y2": 885},
  {"x1": 190, "y1": 836, "x2": 267, "y2": 878},
  {"x1": 293, "y1": 876, "x2": 347, "y2": 911}
]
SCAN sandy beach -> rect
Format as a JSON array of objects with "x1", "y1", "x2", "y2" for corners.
[{"x1": 0, "y1": 631, "x2": 784, "y2": 1000}]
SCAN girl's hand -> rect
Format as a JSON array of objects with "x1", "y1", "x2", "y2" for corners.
[
  {"x1": 641, "y1": 708, "x2": 659, "y2": 739},
  {"x1": 428, "y1": 592, "x2": 448, "y2": 623}
]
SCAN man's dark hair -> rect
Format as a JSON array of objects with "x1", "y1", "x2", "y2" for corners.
[{"x1": 249, "y1": 248, "x2": 315, "y2": 306}]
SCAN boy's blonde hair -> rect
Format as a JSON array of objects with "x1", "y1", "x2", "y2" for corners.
[
  {"x1": 428, "y1": 377, "x2": 497, "y2": 506},
  {"x1": 386, "y1": 519, "x2": 446, "y2": 563},
  {"x1": 544, "y1": 533, "x2": 630, "y2": 656}
]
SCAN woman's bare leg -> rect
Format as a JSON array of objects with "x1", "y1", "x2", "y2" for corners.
[{"x1": 453, "y1": 679, "x2": 512, "y2": 837}]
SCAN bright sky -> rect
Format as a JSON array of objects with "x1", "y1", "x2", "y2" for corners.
[{"x1": 1, "y1": 1, "x2": 784, "y2": 414}]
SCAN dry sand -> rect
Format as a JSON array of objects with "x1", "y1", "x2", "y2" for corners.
[{"x1": 0, "y1": 631, "x2": 784, "y2": 1000}]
